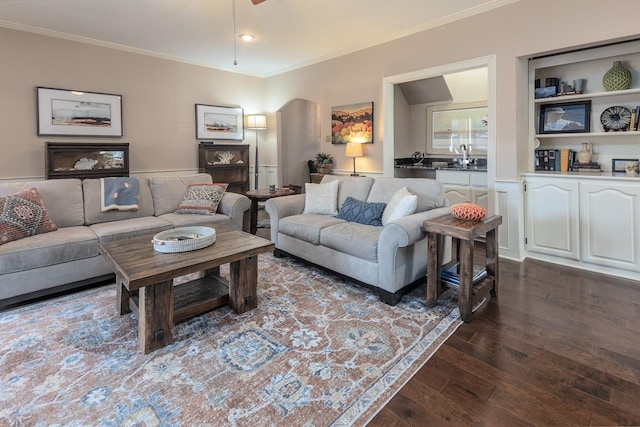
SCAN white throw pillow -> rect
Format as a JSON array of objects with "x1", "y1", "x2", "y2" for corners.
[
  {"x1": 381, "y1": 187, "x2": 418, "y2": 225},
  {"x1": 303, "y1": 179, "x2": 339, "y2": 215}
]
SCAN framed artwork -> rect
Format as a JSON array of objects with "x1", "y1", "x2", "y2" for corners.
[
  {"x1": 195, "y1": 104, "x2": 244, "y2": 140},
  {"x1": 37, "y1": 87, "x2": 123, "y2": 137},
  {"x1": 612, "y1": 158, "x2": 638, "y2": 173},
  {"x1": 331, "y1": 102, "x2": 373, "y2": 144},
  {"x1": 538, "y1": 100, "x2": 591, "y2": 134},
  {"x1": 427, "y1": 101, "x2": 488, "y2": 155}
]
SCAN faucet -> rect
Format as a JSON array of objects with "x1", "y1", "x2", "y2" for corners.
[{"x1": 452, "y1": 144, "x2": 472, "y2": 167}]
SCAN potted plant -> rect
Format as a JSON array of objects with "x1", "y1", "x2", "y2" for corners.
[{"x1": 315, "y1": 152, "x2": 334, "y2": 174}]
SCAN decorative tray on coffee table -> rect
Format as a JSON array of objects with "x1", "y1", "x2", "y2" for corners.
[{"x1": 151, "y1": 226, "x2": 216, "y2": 253}]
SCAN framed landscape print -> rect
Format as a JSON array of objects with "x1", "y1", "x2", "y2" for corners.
[
  {"x1": 331, "y1": 102, "x2": 373, "y2": 144},
  {"x1": 427, "y1": 101, "x2": 488, "y2": 155},
  {"x1": 37, "y1": 87, "x2": 123, "y2": 137},
  {"x1": 195, "y1": 104, "x2": 244, "y2": 141}
]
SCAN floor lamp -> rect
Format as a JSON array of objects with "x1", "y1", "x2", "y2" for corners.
[{"x1": 246, "y1": 114, "x2": 267, "y2": 189}]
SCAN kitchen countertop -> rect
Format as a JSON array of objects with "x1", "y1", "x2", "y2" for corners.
[{"x1": 395, "y1": 164, "x2": 487, "y2": 172}]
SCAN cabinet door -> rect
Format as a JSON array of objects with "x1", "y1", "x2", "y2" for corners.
[
  {"x1": 444, "y1": 185, "x2": 471, "y2": 206},
  {"x1": 525, "y1": 179, "x2": 580, "y2": 260},
  {"x1": 580, "y1": 182, "x2": 640, "y2": 271}
]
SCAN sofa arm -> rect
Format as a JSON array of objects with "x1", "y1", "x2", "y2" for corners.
[
  {"x1": 217, "y1": 192, "x2": 251, "y2": 229},
  {"x1": 379, "y1": 207, "x2": 450, "y2": 249},
  {"x1": 265, "y1": 194, "x2": 306, "y2": 243}
]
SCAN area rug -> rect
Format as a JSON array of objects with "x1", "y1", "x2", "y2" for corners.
[{"x1": 0, "y1": 253, "x2": 461, "y2": 426}]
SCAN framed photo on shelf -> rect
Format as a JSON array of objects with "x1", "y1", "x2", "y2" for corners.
[
  {"x1": 195, "y1": 104, "x2": 244, "y2": 141},
  {"x1": 612, "y1": 158, "x2": 638, "y2": 173},
  {"x1": 538, "y1": 100, "x2": 591, "y2": 134},
  {"x1": 37, "y1": 87, "x2": 123, "y2": 137}
]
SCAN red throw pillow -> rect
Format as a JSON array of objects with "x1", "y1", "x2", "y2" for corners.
[
  {"x1": 450, "y1": 201, "x2": 486, "y2": 221},
  {"x1": 0, "y1": 188, "x2": 58, "y2": 245}
]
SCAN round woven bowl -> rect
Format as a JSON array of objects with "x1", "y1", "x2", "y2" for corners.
[
  {"x1": 151, "y1": 226, "x2": 216, "y2": 253},
  {"x1": 450, "y1": 201, "x2": 486, "y2": 221}
]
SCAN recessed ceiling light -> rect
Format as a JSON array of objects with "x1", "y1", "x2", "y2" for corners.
[{"x1": 239, "y1": 34, "x2": 255, "y2": 42}]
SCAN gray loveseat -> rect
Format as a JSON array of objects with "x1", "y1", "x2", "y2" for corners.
[
  {"x1": 265, "y1": 175, "x2": 450, "y2": 305},
  {"x1": 0, "y1": 173, "x2": 250, "y2": 308}
]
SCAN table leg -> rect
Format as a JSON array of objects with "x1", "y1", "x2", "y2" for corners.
[
  {"x1": 486, "y1": 228, "x2": 499, "y2": 298},
  {"x1": 138, "y1": 280, "x2": 173, "y2": 354},
  {"x1": 116, "y1": 273, "x2": 131, "y2": 315},
  {"x1": 249, "y1": 199, "x2": 259, "y2": 235},
  {"x1": 458, "y1": 239, "x2": 473, "y2": 323},
  {"x1": 229, "y1": 255, "x2": 258, "y2": 313},
  {"x1": 426, "y1": 231, "x2": 439, "y2": 307}
]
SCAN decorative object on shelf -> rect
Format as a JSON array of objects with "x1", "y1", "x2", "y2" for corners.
[
  {"x1": 624, "y1": 161, "x2": 639, "y2": 176},
  {"x1": 37, "y1": 87, "x2": 123, "y2": 137},
  {"x1": 450, "y1": 201, "x2": 486, "y2": 221},
  {"x1": 612, "y1": 158, "x2": 639, "y2": 174},
  {"x1": 314, "y1": 152, "x2": 334, "y2": 174},
  {"x1": 73, "y1": 157, "x2": 99, "y2": 170},
  {"x1": 573, "y1": 79, "x2": 586, "y2": 94},
  {"x1": 195, "y1": 104, "x2": 244, "y2": 140},
  {"x1": 600, "y1": 105, "x2": 632, "y2": 132},
  {"x1": 246, "y1": 114, "x2": 267, "y2": 189},
  {"x1": 216, "y1": 151, "x2": 235, "y2": 164},
  {"x1": 602, "y1": 60, "x2": 632, "y2": 91},
  {"x1": 576, "y1": 142, "x2": 593, "y2": 164},
  {"x1": 539, "y1": 101, "x2": 591, "y2": 134},
  {"x1": 345, "y1": 142, "x2": 364, "y2": 176},
  {"x1": 331, "y1": 102, "x2": 373, "y2": 144}
]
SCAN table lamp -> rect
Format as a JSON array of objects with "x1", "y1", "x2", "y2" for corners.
[{"x1": 345, "y1": 142, "x2": 363, "y2": 176}]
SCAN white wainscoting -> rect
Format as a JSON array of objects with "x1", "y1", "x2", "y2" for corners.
[{"x1": 494, "y1": 180, "x2": 524, "y2": 261}]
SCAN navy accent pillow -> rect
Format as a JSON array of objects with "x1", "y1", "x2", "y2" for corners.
[{"x1": 336, "y1": 197, "x2": 386, "y2": 226}]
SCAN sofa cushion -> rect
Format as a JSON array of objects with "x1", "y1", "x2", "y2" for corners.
[
  {"x1": 381, "y1": 187, "x2": 418, "y2": 225},
  {"x1": 320, "y1": 222, "x2": 381, "y2": 262},
  {"x1": 367, "y1": 178, "x2": 445, "y2": 213},
  {"x1": 0, "y1": 188, "x2": 58, "y2": 246},
  {"x1": 150, "y1": 174, "x2": 214, "y2": 216},
  {"x1": 89, "y1": 217, "x2": 172, "y2": 243},
  {"x1": 175, "y1": 183, "x2": 227, "y2": 215},
  {"x1": 157, "y1": 212, "x2": 231, "y2": 228},
  {"x1": 0, "y1": 226, "x2": 98, "y2": 274},
  {"x1": 303, "y1": 180, "x2": 339, "y2": 215},
  {"x1": 336, "y1": 197, "x2": 386, "y2": 226},
  {"x1": 0, "y1": 179, "x2": 84, "y2": 228},
  {"x1": 83, "y1": 178, "x2": 155, "y2": 225},
  {"x1": 322, "y1": 175, "x2": 374, "y2": 207},
  {"x1": 279, "y1": 214, "x2": 345, "y2": 245}
]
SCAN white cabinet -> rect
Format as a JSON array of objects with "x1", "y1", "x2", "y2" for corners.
[
  {"x1": 437, "y1": 170, "x2": 487, "y2": 210},
  {"x1": 524, "y1": 174, "x2": 640, "y2": 273}
]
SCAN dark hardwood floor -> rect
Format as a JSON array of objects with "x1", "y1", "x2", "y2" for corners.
[
  {"x1": 257, "y1": 207, "x2": 640, "y2": 425},
  {"x1": 369, "y1": 249, "x2": 640, "y2": 426}
]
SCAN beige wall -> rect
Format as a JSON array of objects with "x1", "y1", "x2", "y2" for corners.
[
  {"x1": 0, "y1": 27, "x2": 264, "y2": 179},
  {"x1": 265, "y1": 0, "x2": 640, "y2": 180},
  {"x1": 2, "y1": 0, "x2": 640, "y2": 181}
]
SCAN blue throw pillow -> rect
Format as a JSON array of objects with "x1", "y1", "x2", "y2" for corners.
[{"x1": 336, "y1": 197, "x2": 386, "y2": 226}]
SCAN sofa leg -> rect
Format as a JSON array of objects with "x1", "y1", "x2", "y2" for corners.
[
  {"x1": 273, "y1": 248, "x2": 286, "y2": 258},
  {"x1": 378, "y1": 289, "x2": 402, "y2": 306}
]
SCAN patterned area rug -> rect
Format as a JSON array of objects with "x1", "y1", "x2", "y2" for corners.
[{"x1": 0, "y1": 253, "x2": 461, "y2": 426}]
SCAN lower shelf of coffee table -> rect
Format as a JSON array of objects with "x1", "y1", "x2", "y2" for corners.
[{"x1": 129, "y1": 275, "x2": 230, "y2": 324}]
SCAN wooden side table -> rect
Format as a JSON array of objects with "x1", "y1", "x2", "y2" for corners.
[
  {"x1": 245, "y1": 188, "x2": 295, "y2": 234},
  {"x1": 423, "y1": 214, "x2": 502, "y2": 322}
]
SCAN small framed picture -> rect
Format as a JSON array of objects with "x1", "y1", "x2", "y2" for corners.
[
  {"x1": 539, "y1": 100, "x2": 591, "y2": 134},
  {"x1": 612, "y1": 158, "x2": 638, "y2": 173},
  {"x1": 195, "y1": 104, "x2": 244, "y2": 140},
  {"x1": 37, "y1": 87, "x2": 123, "y2": 137}
]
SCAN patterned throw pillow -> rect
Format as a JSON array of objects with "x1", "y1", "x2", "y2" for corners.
[
  {"x1": 0, "y1": 188, "x2": 58, "y2": 246},
  {"x1": 174, "y1": 183, "x2": 228, "y2": 215},
  {"x1": 336, "y1": 197, "x2": 386, "y2": 226},
  {"x1": 450, "y1": 201, "x2": 486, "y2": 221}
]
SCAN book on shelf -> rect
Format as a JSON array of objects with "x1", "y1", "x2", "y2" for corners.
[
  {"x1": 440, "y1": 262, "x2": 488, "y2": 288},
  {"x1": 572, "y1": 161, "x2": 601, "y2": 170}
]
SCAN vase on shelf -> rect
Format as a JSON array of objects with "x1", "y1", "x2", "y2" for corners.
[
  {"x1": 577, "y1": 142, "x2": 592, "y2": 164},
  {"x1": 602, "y1": 60, "x2": 632, "y2": 91}
]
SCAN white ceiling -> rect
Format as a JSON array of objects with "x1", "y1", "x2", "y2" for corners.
[{"x1": 0, "y1": 0, "x2": 517, "y2": 77}]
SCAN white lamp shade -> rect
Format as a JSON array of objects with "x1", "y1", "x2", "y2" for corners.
[
  {"x1": 246, "y1": 114, "x2": 267, "y2": 129},
  {"x1": 345, "y1": 142, "x2": 363, "y2": 158}
]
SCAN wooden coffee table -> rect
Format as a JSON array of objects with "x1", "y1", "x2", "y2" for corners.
[{"x1": 98, "y1": 227, "x2": 274, "y2": 353}]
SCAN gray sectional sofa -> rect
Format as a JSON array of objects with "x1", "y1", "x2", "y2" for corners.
[
  {"x1": 265, "y1": 175, "x2": 450, "y2": 305},
  {"x1": 0, "y1": 173, "x2": 250, "y2": 308}
]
